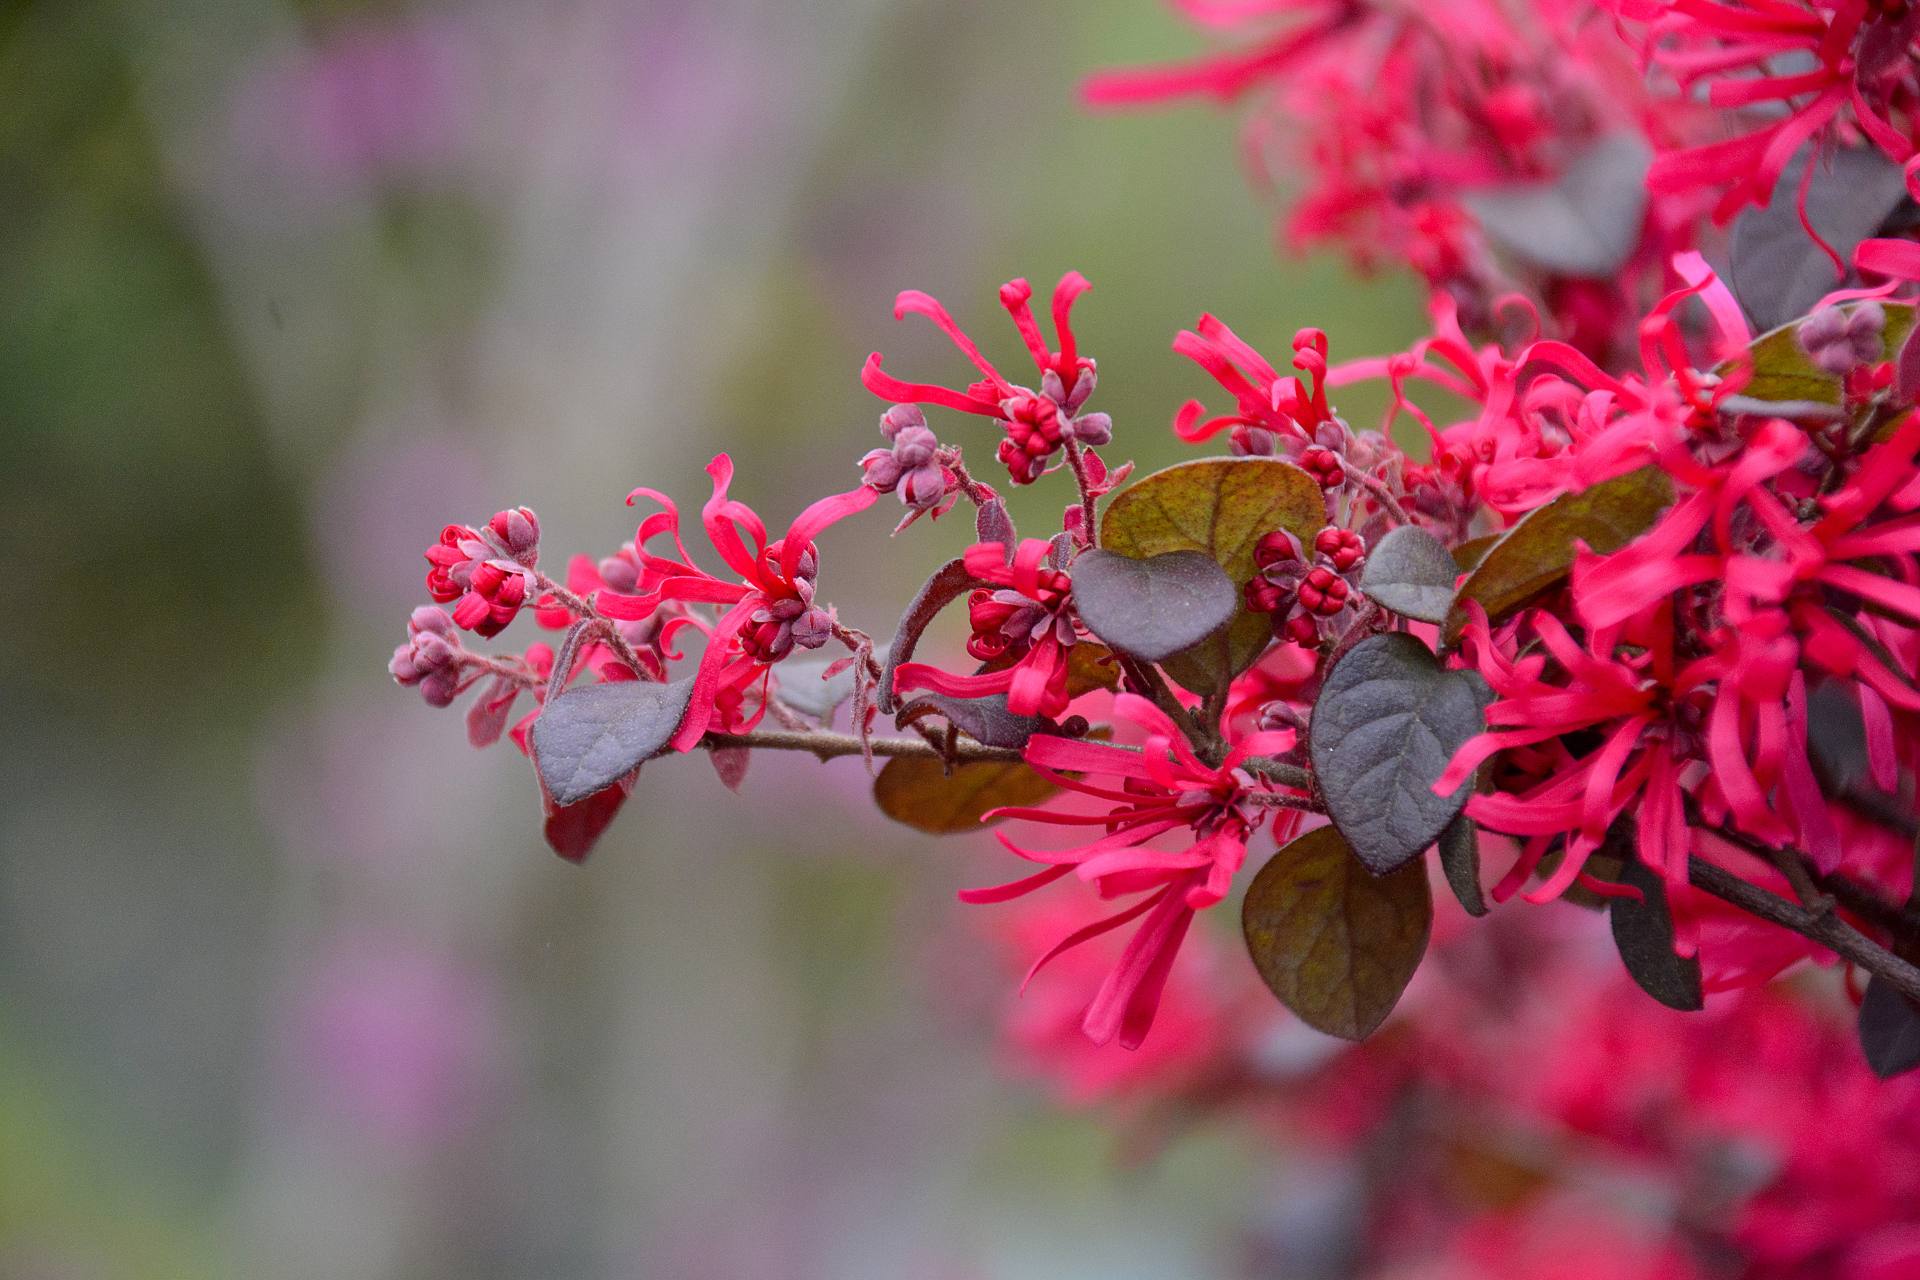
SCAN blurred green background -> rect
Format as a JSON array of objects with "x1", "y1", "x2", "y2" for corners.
[{"x1": 0, "y1": 1, "x2": 1420, "y2": 1275}]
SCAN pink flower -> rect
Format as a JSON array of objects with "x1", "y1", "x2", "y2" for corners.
[
  {"x1": 959, "y1": 694, "x2": 1293, "y2": 1048},
  {"x1": 892, "y1": 539, "x2": 1081, "y2": 719},
  {"x1": 1621, "y1": 0, "x2": 1917, "y2": 227},
  {"x1": 861, "y1": 273, "x2": 1111, "y2": 485},
  {"x1": 600, "y1": 454, "x2": 878, "y2": 748},
  {"x1": 1172, "y1": 319, "x2": 1335, "y2": 455}
]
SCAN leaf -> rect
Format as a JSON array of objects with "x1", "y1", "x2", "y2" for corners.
[
  {"x1": 541, "y1": 775, "x2": 634, "y2": 864},
  {"x1": 1729, "y1": 146, "x2": 1911, "y2": 332},
  {"x1": 465, "y1": 674, "x2": 519, "y2": 749},
  {"x1": 1359, "y1": 524, "x2": 1460, "y2": 623},
  {"x1": 1069, "y1": 548, "x2": 1238, "y2": 663},
  {"x1": 975, "y1": 496, "x2": 1017, "y2": 550},
  {"x1": 1437, "y1": 813, "x2": 1487, "y2": 918},
  {"x1": 1445, "y1": 466, "x2": 1675, "y2": 641},
  {"x1": 1607, "y1": 837, "x2": 1704, "y2": 1012},
  {"x1": 709, "y1": 745, "x2": 750, "y2": 791},
  {"x1": 1100, "y1": 457, "x2": 1324, "y2": 694},
  {"x1": 1241, "y1": 825, "x2": 1433, "y2": 1041},
  {"x1": 1452, "y1": 534, "x2": 1499, "y2": 571},
  {"x1": 1859, "y1": 976, "x2": 1920, "y2": 1079},
  {"x1": 1732, "y1": 302, "x2": 1916, "y2": 405},
  {"x1": 1806, "y1": 680, "x2": 1872, "y2": 794},
  {"x1": 530, "y1": 677, "x2": 696, "y2": 806},
  {"x1": 1463, "y1": 134, "x2": 1649, "y2": 278},
  {"x1": 895, "y1": 692, "x2": 1041, "y2": 749},
  {"x1": 1309, "y1": 633, "x2": 1493, "y2": 875},
  {"x1": 1064, "y1": 641, "x2": 1121, "y2": 697},
  {"x1": 878, "y1": 558, "x2": 983, "y2": 713},
  {"x1": 775, "y1": 644, "x2": 887, "y2": 720},
  {"x1": 873, "y1": 755, "x2": 1057, "y2": 834}
]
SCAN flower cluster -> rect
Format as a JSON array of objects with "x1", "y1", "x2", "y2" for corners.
[{"x1": 388, "y1": 0, "x2": 1920, "y2": 1125}]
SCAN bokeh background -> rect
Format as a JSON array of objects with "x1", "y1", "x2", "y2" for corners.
[{"x1": 0, "y1": 1, "x2": 1426, "y2": 1275}]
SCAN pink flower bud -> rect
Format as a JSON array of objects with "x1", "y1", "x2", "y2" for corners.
[
  {"x1": 880, "y1": 404, "x2": 927, "y2": 440},
  {"x1": 488, "y1": 506, "x2": 541, "y2": 566}
]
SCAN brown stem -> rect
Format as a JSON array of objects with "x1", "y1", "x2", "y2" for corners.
[
  {"x1": 939, "y1": 448, "x2": 998, "y2": 508},
  {"x1": 533, "y1": 570, "x2": 651, "y2": 679},
  {"x1": 699, "y1": 728, "x2": 1025, "y2": 764},
  {"x1": 1062, "y1": 438, "x2": 1101, "y2": 548},
  {"x1": 1340, "y1": 456, "x2": 1413, "y2": 527},
  {"x1": 1687, "y1": 853, "x2": 1920, "y2": 1006}
]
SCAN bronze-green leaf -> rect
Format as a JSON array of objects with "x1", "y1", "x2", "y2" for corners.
[
  {"x1": 1100, "y1": 457, "x2": 1324, "y2": 693},
  {"x1": 1445, "y1": 466, "x2": 1674, "y2": 641},
  {"x1": 1730, "y1": 301, "x2": 1914, "y2": 406},
  {"x1": 1241, "y1": 825, "x2": 1433, "y2": 1041},
  {"x1": 872, "y1": 755, "x2": 1057, "y2": 835}
]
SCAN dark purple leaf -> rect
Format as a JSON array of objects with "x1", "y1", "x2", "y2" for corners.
[
  {"x1": 1464, "y1": 134, "x2": 1649, "y2": 278},
  {"x1": 1358, "y1": 525, "x2": 1459, "y2": 624},
  {"x1": 1860, "y1": 976, "x2": 1920, "y2": 1079},
  {"x1": 1608, "y1": 833, "x2": 1704, "y2": 1012},
  {"x1": 1729, "y1": 145, "x2": 1910, "y2": 331},
  {"x1": 878, "y1": 558, "x2": 983, "y2": 713},
  {"x1": 531, "y1": 677, "x2": 696, "y2": 806},
  {"x1": 1068, "y1": 549, "x2": 1238, "y2": 664},
  {"x1": 1438, "y1": 813, "x2": 1487, "y2": 918},
  {"x1": 896, "y1": 691, "x2": 1041, "y2": 748},
  {"x1": 1308, "y1": 634, "x2": 1492, "y2": 875}
]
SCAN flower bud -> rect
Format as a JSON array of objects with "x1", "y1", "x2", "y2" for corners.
[
  {"x1": 1299, "y1": 446, "x2": 1345, "y2": 490},
  {"x1": 488, "y1": 506, "x2": 541, "y2": 566},
  {"x1": 880, "y1": 404, "x2": 927, "y2": 440},
  {"x1": 1313, "y1": 528, "x2": 1366, "y2": 573},
  {"x1": 791, "y1": 607, "x2": 835, "y2": 650},
  {"x1": 1071, "y1": 411, "x2": 1113, "y2": 447}
]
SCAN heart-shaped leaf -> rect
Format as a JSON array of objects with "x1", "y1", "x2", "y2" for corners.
[
  {"x1": 1241, "y1": 824, "x2": 1432, "y2": 1041},
  {"x1": 1309, "y1": 633, "x2": 1493, "y2": 875},
  {"x1": 1100, "y1": 457, "x2": 1324, "y2": 694},
  {"x1": 1069, "y1": 548, "x2": 1238, "y2": 663},
  {"x1": 1446, "y1": 466, "x2": 1675, "y2": 641},
  {"x1": 873, "y1": 755, "x2": 1057, "y2": 834},
  {"x1": 1607, "y1": 831, "x2": 1704, "y2": 1012},
  {"x1": 1464, "y1": 134, "x2": 1649, "y2": 278},
  {"x1": 1729, "y1": 146, "x2": 1911, "y2": 332},
  {"x1": 531, "y1": 677, "x2": 696, "y2": 806},
  {"x1": 1437, "y1": 813, "x2": 1487, "y2": 918},
  {"x1": 1860, "y1": 976, "x2": 1920, "y2": 1079},
  {"x1": 1359, "y1": 525, "x2": 1459, "y2": 623}
]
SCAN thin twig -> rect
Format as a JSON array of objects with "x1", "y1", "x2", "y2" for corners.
[
  {"x1": 1687, "y1": 854, "x2": 1920, "y2": 1006},
  {"x1": 1062, "y1": 439, "x2": 1101, "y2": 548},
  {"x1": 699, "y1": 728, "x2": 1025, "y2": 764},
  {"x1": 1340, "y1": 456, "x2": 1413, "y2": 526}
]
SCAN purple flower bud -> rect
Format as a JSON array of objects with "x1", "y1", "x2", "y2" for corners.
[
  {"x1": 1230, "y1": 425, "x2": 1278, "y2": 457},
  {"x1": 1313, "y1": 417, "x2": 1348, "y2": 452},
  {"x1": 880, "y1": 404, "x2": 927, "y2": 440},
  {"x1": 597, "y1": 553, "x2": 639, "y2": 594},
  {"x1": 419, "y1": 669, "x2": 461, "y2": 708},
  {"x1": 1065, "y1": 363, "x2": 1096, "y2": 412},
  {"x1": 791, "y1": 607, "x2": 834, "y2": 650},
  {"x1": 410, "y1": 605, "x2": 456, "y2": 636},
  {"x1": 899, "y1": 462, "x2": 948, "y2": 509},
  {"x1": 861, "y1": 448, "x2": 907, "y2": 491},
  {"x1": 1798, "y1": 306, "x2": 1848, "y2": 351},
  {"x1": 892, "y1": 423, "x2": 939, "y2": 468},
  {"x1": 1071, "y1": 412, "x2": 1113, "y2": 447}
]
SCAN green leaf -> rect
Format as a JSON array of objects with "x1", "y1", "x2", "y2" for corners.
[
  {"x1": 1437, "y1": 813, "x2": 1487, "y2": 917},
  {"x1": 1731, "y1": 301, "x2": 1915, "y2": 405},
  {"x1": 1100, "y1": 457, "x2": 1324, "y2": 694},
  {"x1": 1359, "y1": 524, "x2": 1459, "y2": 623},
  {"x1": 1069, "y1": 548, "x2": 1238, "y2": 663},
  {"x1": 1241, "y1": 825, "x2": 1432, "y2": 1041},
  {"x1": 1309, "y1": 633, "x2": 1493, "y2": 874},
  {"x1": 531, "y1": 677, "x2": 696, "y2": 806},
  {"x1": 872, "y1": 755, "x2": 1057, "y2": 834},
  {"x1": 1445, "y1": 466, "x2": 1675, "y2": 641},
  {"x1": 1607, "y1": 833, "x2": 1704, "y2": 1012}
]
